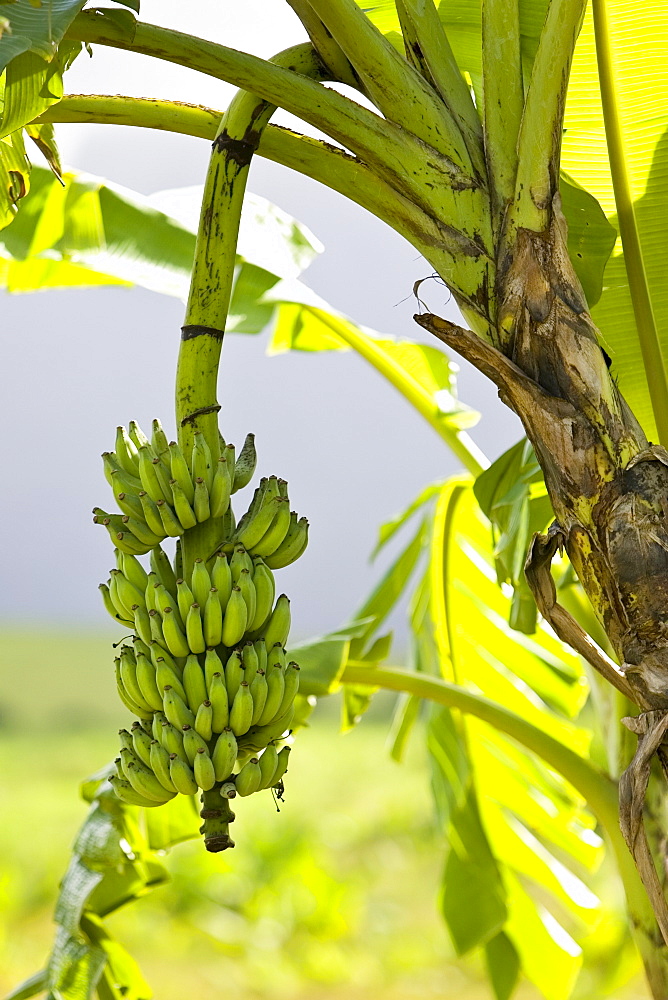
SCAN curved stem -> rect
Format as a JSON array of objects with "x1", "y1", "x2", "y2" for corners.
[
  {"x1": 340, "y1": 663, "x2": 645, "y2": 918},
  {"x1": 592, "y1": 0, "x2": 668, "y2": 448},
  {"x1": 38, "y1": 96, "x2": 466, "y2": 279},
  {"x1": 176, "y1": 46, "x2": 325, "y2": 575}
]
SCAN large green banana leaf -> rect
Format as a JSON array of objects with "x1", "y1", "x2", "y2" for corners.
[
  {"x1": 329, "y1": 475, "x2": 604, "y2": 1000},
  {"x1": 360, "y1": 0, "x2": 667, "y2": 440}
]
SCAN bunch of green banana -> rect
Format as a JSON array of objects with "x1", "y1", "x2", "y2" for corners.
[
  {"x1": 100, "y1": 543, "x2": 290, "y2": 651},
  {"x1": 94, "y1": 419, "x2": 257, "y2": 553},
  {"x1": 96, "y1": 421, "x2": 307, "y2": 850},
  {"x1": 110, "y1": 637, "x2": 297, "y2": 806}
]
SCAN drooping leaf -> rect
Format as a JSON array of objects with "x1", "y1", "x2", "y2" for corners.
[
  {"x1": 0, "y1": 168, "x2": 323, "y2": 299},
  {"x1": 559, "y1": 172, "x2": 617, "y2": 308},
  {"x1": 0, "y1": 0, "x2": 86, "y2": 71},
  {"x1": 485, "y1": 932, "x2": 520, "y2": 1000},
  {"x1": 474, "y1": 438, "x2": 553, "y2": 634},
  {"x1": 287, "y1": 636, "x2": 350, "y2": 696},
  {"x1": 403, "y1": 477, "x2": 597, "y2": 997}
]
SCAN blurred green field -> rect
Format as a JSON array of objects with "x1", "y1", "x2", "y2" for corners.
[{"x1": 0, "y1": 631, "x2": 651, "y2": 1000}]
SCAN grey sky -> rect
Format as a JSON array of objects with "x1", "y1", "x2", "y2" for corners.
[{"x1": 0, "y1": 2, "x2": 521, "y2": 638}]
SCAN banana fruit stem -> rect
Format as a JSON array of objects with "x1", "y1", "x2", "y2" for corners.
[{"x1": 200, "y1": 788, "x2": 235, "y2": 852}]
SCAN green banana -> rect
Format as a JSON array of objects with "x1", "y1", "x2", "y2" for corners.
[
  {"x1": 208, "y1": 671, "x2": 229, "y2": 732},
  {"x1": 235, "y1": 495, "x2": 284, "y2": 551},
  {"x1": 230, "y1": 545, "x2": 253, "y2": 582},
  {"x1": 149, "y1": 740, "x2": 177, "y2": 792},
  {"x1": 154, "y1": 583, "x2": 183, "y2": 630},
  {"x1": 191, "y1": 559, "x2": 212, "y2": 607},
  {"x1": 204, "y1": 589, "x2": 223, "y2": 647},
  {"x1": 265, "y1": 517, "x2": 309, "y2": 570},
  {"x1": 155, "y1": 658, "x2": 187, "y2": 703},
  {"x1": 229, "y1": 682, "x2": 254, "y2": 736},
  {"x1": 149, "y1": 640, "x2": 180, "y2": 675},
  {"x1": 270, "y1": 745, "x2": 291, "y2": 787},
  {"x1": 237, "y1": 569, "x2": 257, "y2": 626},
  {"x1": 204, "y1": 648, "x2": 225, "y2": 689},
  {"x1": 152, "y1": 712, "x2": 166, "y2": 742},
  {"x1": 163, "y1": 685, "x2": 196, "y2": 730},
  {"x1": 249, "y1": 669, "x2": 268, "y2": 726},
  {"x1": 100, "y1": 582, "x2": 131, "y2": 626},
  {"x1": 108, "y1": 570, "x2": 134, "y2": 619},
  {"x1": 278, "y1": 662, "x2": 300, "y2": 718},
  {"x1": 114, "y1": 489, "x2": 145, "y2": 521},
  {"x1": 192, "y1": 432, "x2": 214, "y2": 489},
  {"x1": 169, "y1": 754, "x2": 198, "y2": 795},
  {"x1": 212, "y1": 728, "x2": 238, "y2": 782},
  {"x1": 151, "y1": 418, "x2": 170, "y2": 462},
  {"x1": 156, "y1": 498, "x2": 182, "y2": 537},
  {"x1": 241, "y1": 642, "x2": 259, "y2": 684},
  {"x1": 103, "y1": 451, "x2": 140, "y2": 490},
  {"x1": 138, "y1": 446, "x2": 168, "y2": 503},
  {"x1": 121, "y1": 553, "x2": 149, "y2": 594},
  {"x1": 139, "y1": 491, "x2": 166, "y2": 538},
  {"x1": 258, "y1": 744, "x2": 279, "y2": 789},
  {"x1": 113, "y1": 571, "x2": 145, "y2": 614},
  {"x1": 170, "y1": 478, "x2": 197, "y2": 530},
  {"x1": 116, "y1": 658, "x2": 152, "y2": 719},
  {"x1": 235, "y1": 757, "x2": 262, "y2": 796},
  {"x1": 152, "y1": 455, "x2": 173, "y2": 499},
  {"x1": 268, "y1": 644, "x2": 286, "y2": 670},
  {"x1": 133, "y1": 635, "x2": 152, "y2": 660},
  {"x1": 256, "y1": 664, "x2": 285, "y2": 727},
  {"x1": 249, "y1": 560, "x2": 275, "y2": 632},
  {"x1": 148, "y1": 608, "x2": 165, "y2": 645},
  {"x1": 123, "y1": 514, "x2": 165, "y2": 549},
  {"x1": 128, "y1": 419, "x2": 151, "y2": 452},
  {"x1": 211, "y1": 553, "x2": 232, "y2": 609},
  {"x1": 249, "y1": 498, "x2": 291, "y2": 557},
  {"x1": 185, "y1": 604, "x2": 206, "y2": 654},
  {"x1": 232, "y1": 432, "x2": 256, "y2": 492},
  {"x1": 169, "y1": 440, "x2": 195, "y2": 504},
  {"x1": 193, "y1": 477, "x2": 211, "y2": 522},
  {"x1": 159, "y1": 718, "x2": 186, "y2": 759},
  {"x1": 182, "y1": 724, "x2": 209, "y2": 765},
  {"x1": 177, "y1": 578, "x2": 196, "y2": 621},
  {"x1": 109, "y1": 775, "x2": 161, "y2": 807},
  {"x1": 195, "y1": 700, "x2": 214, "y2": 741},
  {"x1": 135, "y1": 651, "x2": 163, "y2": 711},
  {"x1": 125, "y1": 758, "x2": 175, "y2": 803},
  {"x1": 115, "y1": 425, "x2": 140, "y2": 476},
  {"x1": 131, "y1": 720, "x2": 154, "y2": 767},
  {"x1": 118, "y1": 729, "x2": 135, "y2": 754},
  {"x1": 263, "y1": 595, "x2": 291, "y2": 649},
  {"x1": 210, "y1": 456, "x2": 232, "y2": 518},
  {"x1": 194, "y1": 748, "x2": 216, "y2": 791},
  {"x1": 183, "y1": 654, "x2": 208, "y2": 714},
  {"x1": 221, "y1": 587, "x2": 248, "y2": 648},
  {"x1": 119, "y1": 646, "x2": 154, "y2": 714},
  {"x1": 224, "y1": 649, "x2": 244, "y2": 705},
  {"x1": 161, "y1": 606, "x2": 191, "y2": 657},
  {"x1": 151, "y1": 546, "x2": 178, "y2": 596},
  {"x1": 255, "y1": 639, "x2": 268, "y2": 675}
]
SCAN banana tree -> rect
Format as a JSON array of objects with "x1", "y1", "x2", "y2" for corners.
[{"x1": 4, "y1": 1, "x2": 668, "y2": 998}]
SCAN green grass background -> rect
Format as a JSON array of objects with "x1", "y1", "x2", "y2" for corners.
[{"x1": 0, "y1": 630, "x2": 651, "y2": 1000}]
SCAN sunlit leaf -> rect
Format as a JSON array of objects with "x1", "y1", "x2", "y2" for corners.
[
  {"x1": 0, "y1": 0, "x2": 85, "y2": 70},
  {"x1": 562, "y1": 3, "x2": 668, "y2": 439},
  {"x1": 287, "y1": 635, "x2": 350, "y2": 696}
]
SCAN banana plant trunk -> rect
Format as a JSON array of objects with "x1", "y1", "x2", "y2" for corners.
[{"x1": 418, "y1": 189, "x2": 668, "y2": 993}]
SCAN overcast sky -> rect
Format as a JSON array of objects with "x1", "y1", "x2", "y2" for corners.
[{"x1": 0, "y1": 1, "x2": 521, "y2": 639}]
